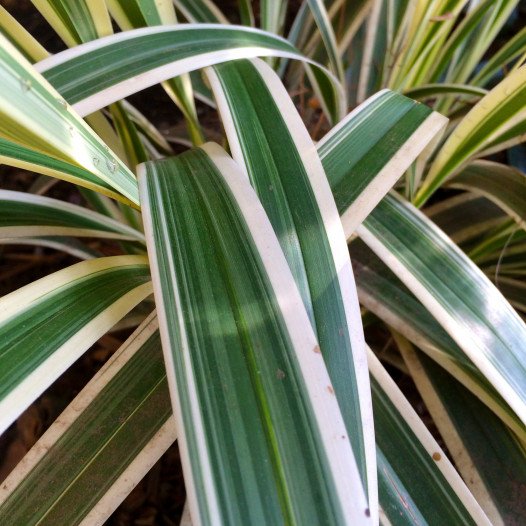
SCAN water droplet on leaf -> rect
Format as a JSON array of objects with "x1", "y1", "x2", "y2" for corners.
[
  {"x1": 106, "y1": 157, "x2": 117, "y2": 173},
  {"x1": 20, "y1": 78, "x2": 32, "y2": 92}
]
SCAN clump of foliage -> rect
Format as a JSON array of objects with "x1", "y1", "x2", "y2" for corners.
[{"x1": 0, "y1": 1, "x2": 525, "y2": 525}]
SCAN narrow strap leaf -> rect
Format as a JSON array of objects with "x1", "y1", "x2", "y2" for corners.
[
  {"x1": 36, "y1": 24, "x2": 344, "y2": 122},
  {"x1": 31, "y1": 0, "x2": 112, "y2": 46},
  {"x1": 0, "y1": 33, "x2": 139, "y2": 204},
  {"x1": 139, "y1": 144, "x2": 370, "y2": 525},
  {"x1": 448, "y1": 160, "x2": 526, "y2": 228},
  {"x1": 0, "y1": 189, "x2": 144, "y2": 241},
  {"x1": 350, "y1": 242, "x2": 525, "y2": 440},
  {"x1": 317, "y1": 109, "x2": 526, "y2": 428},
  {"x1": 0, "y1": 313, "x2": 174, "y2": 526},
  {"x1": 317, "y1": 89, "x2": 446, "y2": 233},
  {"x1": 206, "y1": 57, "x2": 376, "y2": 516},
  {"x1": 356, "y1": 194, "x2": 526, "y2": 426},
  {"x1": 400, "y1": 341, "x2": 526, "y2": 526},
  {"x1": 0, "y1": 256, "x2": 151, "y2": 434},
  {"x1": 173, "y1": 0, "x2": 229, "y2": 24},
  {"x1": 418, "y1": 65, "x2": 526, "y2": 205},
  {"x1": 369, "y1": 350, "x2": 490, "y2": 526}
]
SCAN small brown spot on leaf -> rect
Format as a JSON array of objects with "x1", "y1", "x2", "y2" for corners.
[
  {"x1": 327, "y1": 385, "x2": 335, "y2": 395},
  {"x1": 430, "y1": 12, "x2": 453, "y2": 22},
  {"x1": 313, "y1": 345, "x2": 321, "y2": 354},
  {"x1": 432, "y1": 452, "x2": 441, "y2": 461},
  {"x1": 276, "y1": 369, "x2": 286, "y2": 380}
]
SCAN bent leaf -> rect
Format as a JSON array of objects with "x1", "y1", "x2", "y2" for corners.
[
  {"x1": 0, "y1": 255, "x2": 151, "y2": 435},
  {"x1": 36, "y1": 24, "x2": 344, "y2": 122},
  {"x1": 0, "y1": 33, "x2": 138, "y2": 204}
]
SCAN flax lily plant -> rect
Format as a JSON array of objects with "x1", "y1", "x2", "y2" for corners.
[{"x1": 0, "y1": 0, "x2": 525, "y2": 524}]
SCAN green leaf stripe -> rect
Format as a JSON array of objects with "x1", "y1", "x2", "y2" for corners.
[{"x1": 206, "y1": 57, "x2": 376, "y2": 514}]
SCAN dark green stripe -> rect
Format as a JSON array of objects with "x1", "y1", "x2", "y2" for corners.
[
  {"x1": 211, "y1": 59, "x2": 368, "y2": 495},
  {"x1": 419, "y1": 352, "x2": 526, "y2": 524},
  {"x1": 0, "y1": 263, "x2": 150, "y2": 401}
]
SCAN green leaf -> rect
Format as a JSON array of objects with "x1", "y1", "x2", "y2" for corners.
[
  {"x1": 139, "y1": 144, "x2": 370, "y2": 525},
  {"x1": 369, "y1": 350, "x2": 489, "y2": 526},
  {"x1": 448, "y1": 160, "x2": 526, "y2": 228},
  {"x1": 315, "y1": 105, "x2": 526, "y2": 427},
  {"x1": 106, "y1": 0, "x2": 204, "y2": 145},
  {"x1": 0, "y1": 313, "x2": 174, "y2": 526},
  {"x1": 350, "y1": 242, "x2": 525, "y2": 439},
  {"x1": 0, "y1": 5, "x2": 49, "y2": 62},
  {"x1": 417, "y1": 65, "x2": 526, "y2": 205},
  {"x1": 0, "y1": 139, "x2": 133, "y2": 204},
  {"x1": 472, "y1": 25, "x2": 526, "y2": 86},
  {"x1": 173, "y1": 0, "x2": 229, "y2": 24},
  {"x1": 0, "y1": 256, "x2": 151, "y2": 434},
  {"x1": 318, "y1": 89, "x2": 446, "y2": 233},
  {"x1": 0, "y1": 33, "x2": 138, "y2": 204},
  {"x1": 306, "y1": 0, "x2": 345, "y2": 85},
  {"x1": 401, "y1": 342, "x2": 526, "y2": 525},
  {"x1": 30, "y1": 0, "x2": 112, "y2": 46},
  {"x1": 206, "y1": 57, "x2": 376, "y2": 515},
  {"x1": 36, "y1": 24, "x2": 344, "y2": 123},
  {"x1": 0, "y1": 189, "x2": 144, "y2": 241},
  {"x1": 354, "y1": 194, "x2": 526, "y2": 427},
  {"x1": 403, "y1": 83, "x2": 488, "y2": 102}
]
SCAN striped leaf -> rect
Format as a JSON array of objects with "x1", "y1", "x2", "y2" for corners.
[
  {"x1": 1, "y1": 326, "x2": 491, "y2": 526},
  {"x1": 0, "y1": 139, "x2": 132, "y2": 204},
  {"x1": 206, "y1": 57, "x2": 376, "y2": 516},
  {"x1": 403, "y1": 83, "x2": 488, "y2": 102},
  {"x1": 0, "y1": 256, "x2": 151, "y2": 435},
  {"x1": 0, "y1": 189, "x2": 144, "y2": 241},
  {"x1": 472, "y1": 25, "x2": 526, "y2": 86},
  {"x1": 417, "y1": 65, "x2": 526, "y2": 205},
  {"x1": 0, "y1": 5, "x2": 49, "y2": 62},
  {"x1": 139, "y1": 144, "x2": 370, "y2": 525},
  {"x1": 36, "y1": 25, "x2": 344, "y2": 122},
  {"x1": 355, "y1": 194, "x2": 526, "y2": 426},
  {"x1": 0, "y1": 312, "x2": 174, "y2": 526},
  {"x1": 426, "y1": 194, "x2": 506, "y2": 247},
  {"x1": 317, "y1": 89, "x2": 446, "y2": 234},
  {"x1": 369, "y1": 350, "x2": 489, "y2": 526},
  {"x1": 306, "y1": 0, "x2": 345, "y2": 84},
  {"x1": 448, "y1": 160, "x2": 526, "y2": 228},
  {"x1": 316, "y1": 116, "x2": 526, "y2": 428},
  {"x1": 173, "y1": 0, "x2": 229, "y2": 24},
  {"x1": 31, "y1": 0, "x2": 112, "y2": 46},
  {"x1": 106, "y1": 0, "x2": 204, "y2": 145},
  {"x1": 350, "y1": 242, "x2": 525, "y2": 439},
  {"x1": 401, "y1": 342, "x2": 526, "y2": 526},
  {"x1": 0, "y1": 32, "x2": 138, "y2": 204}
]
